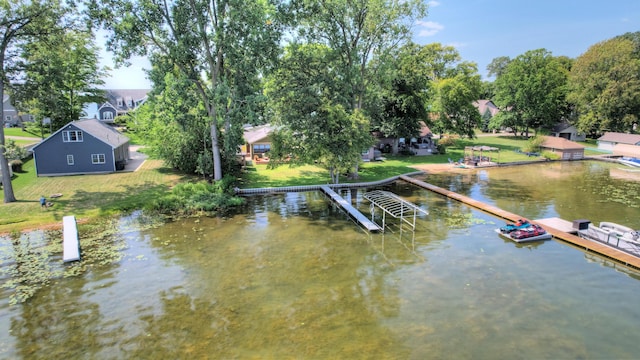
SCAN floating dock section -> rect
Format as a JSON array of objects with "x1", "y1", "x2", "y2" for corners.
[
  {"x1": 320, "y1": 186, "x2": 382, "y2": 232},
  {"x1": 63, "y1": 215, "x2": 81, "y2": 262}
]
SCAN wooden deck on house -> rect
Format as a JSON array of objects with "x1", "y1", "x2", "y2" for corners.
[
  {"x1": 399, "y1": 175, "x2": 640, "y2": 270},
  {"x1": 62, "y1": 215, "x2": 81, "y2": 262}
]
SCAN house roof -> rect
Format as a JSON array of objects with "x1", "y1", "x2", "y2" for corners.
[
  {"x1": 98, "y1": 89, "x2": 150, "y2": 113},
  {"x1": 418, "y1": 121, "x2": 432, "y2": 137},
  {"x1": 244, "y1": 124, "x2": 274, "y2": 144},
  {"x1": 73, "y1": 119, "x2": 129, "y2": 148},
  {"x1": 551, "y1": 121, "x2": 575, "y2": 133},
  {"x1": 541, "y1": 136, "x2": 585, "y2": 150},
  {"x1": 613, "y1": 144, "x2": 640, "y2": 157},
  {"x1": 32, "y1": 119, "x2": 129, "y2": 150},
  {"x1": 472, "y1": 100, "x2": 499, "y2": 117},
  {"x1": 598, "y1": 132, "x2": 640, "y2": 145}
]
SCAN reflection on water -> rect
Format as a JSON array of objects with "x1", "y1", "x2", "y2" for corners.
[{"x1": 1, "y1": 161, "x2": 640, "y2": 358}]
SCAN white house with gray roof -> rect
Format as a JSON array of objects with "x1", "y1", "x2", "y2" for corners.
[
  {"x1": 32, "y1": 119, "x2": 130, "y2": 176},
  {"x1": 597, "y1": 132, "x2": 640, "y2": 152}
]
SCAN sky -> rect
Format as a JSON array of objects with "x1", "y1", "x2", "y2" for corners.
[{"x1": 100, "y1": 0, "x2": 640, "y2": 88}]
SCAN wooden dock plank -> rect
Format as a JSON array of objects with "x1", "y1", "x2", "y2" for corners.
[
  {"x1": 536, "y1": 217, "x2": 578, "y2": 234},
  {"x1": 63, "y1": 215, "x2": 80, "y2": 262},
  {"x1": 320, "y1": 186, "x2": 381, "y2": 232}
]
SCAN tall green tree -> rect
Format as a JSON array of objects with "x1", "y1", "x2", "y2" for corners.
[
  {"x1": 92, "y1": 0, "x2": 283, "y2": 181},
  {"x1": 130, "y1": 72, "x2": 214, "y2": 176},
  {"x1": 486, "y1": 56, "x2": 510, "y2": 78},
  {"x1": 0, "y1": 0, "x2": 71, "y2": 203},
  {"x1": 368, "y1": 42, "x2": 433, "y2": 154},
  {"x1": 294, "y1": 0, "x2": 427, "y2": 112},
  {"x1": 394, "y1": 43, "x2": 481, "y2": 138},
  {"x1": 568, "y1": 35, "x2": 640, "y2": 135},
  {"x1": 13, "y1": 28, "x2": 107, "y2": 132},
  {"x1": 265, "y1": 44, "x2": 374, "y2": 183},
  {"x1": 432, "y1": 61, "x2": 482, "y2": 138},
  {"x1": 492, "y1": 49, "x2": 569, "y2": 137}
]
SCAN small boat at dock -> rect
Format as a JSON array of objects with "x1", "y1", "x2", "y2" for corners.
[{"x1": 496, "y1": 222, "x2": 552, "y2": 243}]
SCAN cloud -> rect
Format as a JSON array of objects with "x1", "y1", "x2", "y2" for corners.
[
  {"x1": 427, "y1": 1, "x2": 440, "y2": 7},
  {"x1": 447, "y1": 42, "x2": 467, "y2": 49},
  {"x1": 416, "y1": 20, "x2": 444, "y2": 37}
]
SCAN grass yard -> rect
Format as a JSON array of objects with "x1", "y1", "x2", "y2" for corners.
[
  {"x1": 238, "y1": 134, "x2": 608, "y2": 188},
  {"x1": 238, "y1": 134, "x2": 558, "y2": 188},
  {"x1": 3, "y1": 127, "x2": 47, "y2": 138},
  {"x1": 0, "y1": 158, "x2": 185, "y2": 234}
]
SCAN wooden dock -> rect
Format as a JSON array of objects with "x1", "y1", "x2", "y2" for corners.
[
  {"x1": 63, "y1": 215, "x2": 81, "y2": 262},
  {"x1": 320, "y1": 186, "x2": 382, "y2": 232},
  {"x1": 536, "y1": 217, "x2": 578, "y2": 234},
  {"x1": 399, "y1": 175, "x2": 640, "y2": 270}
]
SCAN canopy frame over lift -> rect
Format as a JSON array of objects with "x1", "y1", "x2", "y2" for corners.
[{"x1": 363, "y1": 190, "x2": 428, "y2": 232}]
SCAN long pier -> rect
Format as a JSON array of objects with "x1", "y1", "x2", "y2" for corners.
[{"x1": 400, "y1": 175, "x2": 640, "y2": 270}]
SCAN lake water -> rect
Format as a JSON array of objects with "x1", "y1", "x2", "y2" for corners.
[{"x1": 1, "y1": 160, "x2": 640, "y2": 359}]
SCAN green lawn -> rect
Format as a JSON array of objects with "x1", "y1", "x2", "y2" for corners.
[
  {"x1": 3, "y1": 127, "x2": 47, "y2": 138},
  {"x1": 238, "y1": 134, "x2": 555, "y2": 188},
  {"x1": 0, "y1": 158, "x2": 185, "y2": 234}
]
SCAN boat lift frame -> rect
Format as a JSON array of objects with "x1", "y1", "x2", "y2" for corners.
[{"x1": 363, "y1": 190, "x2": 428, "y2": 232}]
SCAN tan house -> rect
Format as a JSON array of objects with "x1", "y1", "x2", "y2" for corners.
[
  {"x1": 541, "y1": 136, "x2": 585, "y2": 160},
  {"x1": 242, "y1": 124, "x2": 274, "y2": 162},
  {"x1": 472, "y1": 100, "x2": 500, "y2": 117}
]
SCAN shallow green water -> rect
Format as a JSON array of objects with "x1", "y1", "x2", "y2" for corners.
[{"x1": 1, "y1": 160, "x2": 640, "y2": 359}]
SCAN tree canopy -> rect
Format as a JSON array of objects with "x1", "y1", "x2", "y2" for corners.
[
  {"x1": 492, "y1": 49, "x2": 569, "y2": 137},
  {"x1": 12, "y1": 28, "x2": 107, "y2": 132},
  {"x1": 0, "y1": 0, "x2": 72, "y2": 203},
  {"x1": 568, "y1": 34, "x2": 640, "y2": 134},
  {"x1": 92, "y1": 0, "x2": 284, "y2": 180}
]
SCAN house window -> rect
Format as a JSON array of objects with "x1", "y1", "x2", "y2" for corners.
[
  {"x1": 254, "y1": 144, "x2": 271, "y2": 153},
  {"x1": 91, "y1": 154, "x2": 106, "y2": 164},
  {"x1": 67, "y1": 155, "x2": 74, "y2": 165},
  {"x1": 117, "y1": 98, "x2": 123, "y2": 107},
  {"x1": 5, "y1": 115, "x2": 11, "y2": 122},
  {"x1": 103, "y1": 111, "x2": 114, "y2": 120},
  {"x1": 62, "y1": 130, "x2": 83, "y2": 142}
]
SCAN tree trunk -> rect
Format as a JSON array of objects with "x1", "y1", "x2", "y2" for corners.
[
  {"x1": 392, "y1": 138, "x2": 399, "y2": 155},
  {"x1": 0, "y1": 63, "x2": 17, "y2": 203},
  {"x1": 210, "y1": 122, "x2": 222, "y2": 181}
]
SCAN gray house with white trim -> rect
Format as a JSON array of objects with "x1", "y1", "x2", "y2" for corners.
[
  {"x1": 32, "y1": 119, "x2": 130, "y2": 176},
  {"x1": 97, "y1": 89, "x2": 149, "y2": 123}
]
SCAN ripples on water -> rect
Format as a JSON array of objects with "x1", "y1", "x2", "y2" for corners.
[{"x1": 1, "y1": 161, "x2": 640, "y2": 359}]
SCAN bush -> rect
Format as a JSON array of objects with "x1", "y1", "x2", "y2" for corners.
[
  {"x1": 9, "y1": 159, "x2": 22, "y2": 172},
  {"x1": 522, "y1": 135, "x2": 545, "y2": 153},
  {"x1": 541, "y1": 151, "x2": 560, "y2": 160},
  {"x1": 147, "y1": 175, "x2": 244, "y2": 215}
]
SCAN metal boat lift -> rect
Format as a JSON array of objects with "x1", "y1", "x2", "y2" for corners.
[{"x1": 363, "y1": 190, "x2": 428, "y2": 232}]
